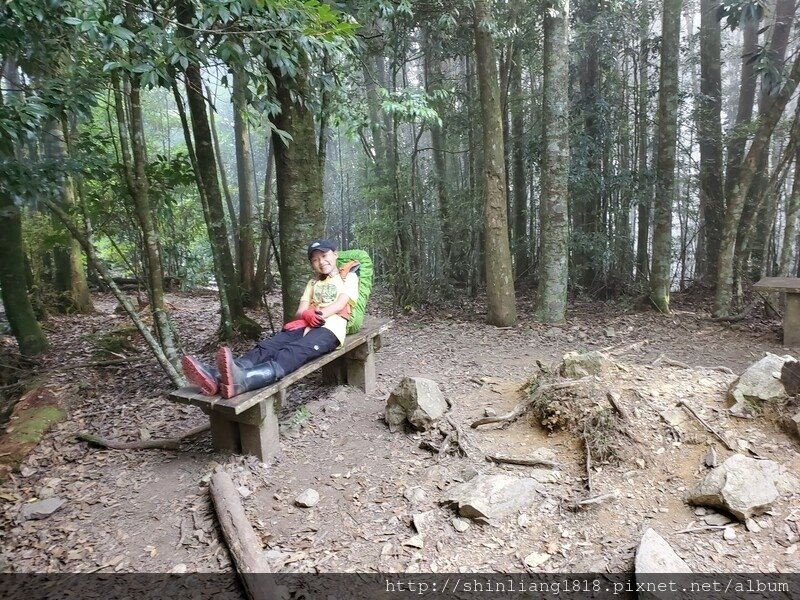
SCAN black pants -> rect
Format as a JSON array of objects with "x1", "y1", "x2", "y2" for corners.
[{"x1": 240, "y1": 327, "x2": 338, "y2": 375}]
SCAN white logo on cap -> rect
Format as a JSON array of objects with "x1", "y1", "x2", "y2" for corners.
[{"x1": 311, "y1": 242, "x2": 320, "y2": 248}]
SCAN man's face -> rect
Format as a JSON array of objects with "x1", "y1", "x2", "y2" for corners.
[{"x1": 310, "y1": 249, "x2": 337, "y2": 277}]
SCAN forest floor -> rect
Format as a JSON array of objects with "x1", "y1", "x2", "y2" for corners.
[{"x1": 1, "y1": 289, "x2": 799, "y2": 577}]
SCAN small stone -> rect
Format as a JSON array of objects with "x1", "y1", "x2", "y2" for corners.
[
  {"x1": 460, "y1": 467, "x2": 479, "y2": 481},
  {"x1": 523, "y1": 552, "x2": 550, "y2": 569},
  {"x1": 20, "y1": 497, "x2": 65, "y2": 521},
  {"x1": 698, "y1": 378, "x2": 715, "y2": 387},
  {"x1": 704, "y1": 512, "x2": 733, "y2": 526},
  {"x1": 452, "y1": 517, "x2": 470, "y2": 532},
  {"x1": 517, "y1": 514, "x2": 531, "y2": 528},
  {"x1": 605, "y1": 327, "x2": 616, "y2": 338},
  {"x1": 19, "y1": 467, "x2": 36, "y2": 477},
  {"x1": 380, "y1": 542, "x2": 393, "y2": 556},
  {"x1": 412, "y1": 511, "x2": 434, "y2": 534},
  {"x1": 170, "y1": 564, "x2": 187, "y2": 574},
  {"x1": 723, "y1": 527, "x2": 736, "y2": 541},
  {"x1": 694, "y1": 507, "x2": 708, "y2": 516},
  {"x1": 294, "y1": 488, "x2": 320, "y2": 508},
  {"x1": 745, "y1": 519, "x2": 761, "y2": 533},
  {"x1": 402, "y1": 535, "x2": 424, "y2": 549},
  {"x1": 484, "y1": 408, "x2": 497, "y2": 417},
  {"x1": 704, "y1": 446, "x2": 718, "y2": 468},
  {"x1": 636, "y1": 459, "x2": 646, "y2": 469},
  {"x1": 237, "y1": 486, "x2": 251, "y2": 498},
  {"x1": 403, "y1": 487, "x2": 427, "y2": 503}
]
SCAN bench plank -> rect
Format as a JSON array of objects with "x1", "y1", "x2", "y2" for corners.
[
  {"x1": 753, "y1": 277, "x2": 800, "y2": 346},
  {"x1": 753, "y1": 277, "x2": 800, "y2": 294}
]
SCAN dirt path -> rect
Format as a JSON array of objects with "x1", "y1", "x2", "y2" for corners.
[{"x1": 1, "y1": 292, "x2": 798, "y2": 575}]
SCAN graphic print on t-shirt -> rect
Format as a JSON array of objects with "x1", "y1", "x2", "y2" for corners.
[{"x1": 313, "y1": 281, "x2": 339, "y2": 306}]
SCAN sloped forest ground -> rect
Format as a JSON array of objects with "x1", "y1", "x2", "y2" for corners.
[{"x1": 1, "y1": 289, "x2": 799, "y2": 576}]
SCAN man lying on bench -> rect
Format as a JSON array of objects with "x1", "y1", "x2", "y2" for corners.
[{"x1": 182, "y1": 239, "x2": 358, "y2": 399}]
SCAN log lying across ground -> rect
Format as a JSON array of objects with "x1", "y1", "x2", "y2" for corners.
[
  {"x1": 76, "y1": 424, "x2": 209, "y2": 451},
  {"x1": 209, "y1": 469, "x2": 282, "y2": 600}
]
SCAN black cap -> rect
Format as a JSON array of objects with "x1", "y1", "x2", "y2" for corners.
[{"x1": 307, "y1": 239, "x2": 337, "y2": 258}]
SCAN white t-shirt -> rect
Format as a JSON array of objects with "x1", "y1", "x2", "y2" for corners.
[{"x1": 300, "y1": 271, "x2": 358, "y2": 345}]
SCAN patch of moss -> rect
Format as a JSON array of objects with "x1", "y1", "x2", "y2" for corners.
[
  {"x1": 7, "y1": 406, "x2": 66, "y2": 444},
  {"x1": 89, "y1": 325, "x2": 141, "y2": 358}
]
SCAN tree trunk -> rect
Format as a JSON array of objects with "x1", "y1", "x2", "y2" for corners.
[
  {"x1": 696, "y1": 0, "x2": 724, "y2": 283},
  {"x1": 649, "y1": 0, "x2": 682, "y2": 313},
  {"x1": 780, "y1": 146, "x2": 800, "y2": 276},
  {"x1": 635, "y1": 0, "x2": 651, "y2": 283},
  {"x1": 510, "y1": 49, "x2": 529, "y2": 280},
  {"x1": 42, "y1": 118, "x2": 93, "y2": 314},
  {"x1": 232, "y1": 68, "x2": 256, "y2": 307},
  {"x1": 714, "y1": 53, "x2": 800, "y2": 316},
  {"x1": 536, "y1": 0, "x2": 570, "y2": 323},
  {"x1": 271, "y1": 63, "x2": 325, "y2": 322},
  {"x1": 253, "y1": 139, "x2": 275, "y2": 300},
  {"x1": 473, "y1": 0, "x2": 517, "y2": 326},
  {"x1": 175, "y1": 1, "x2": 260, "y2": 339},
  {"x1": 207, "y1": 84, "x2": 238, "y2": 256},
  {"x1": 122, "y1": 71, "x2": 182, "y2": 370}
]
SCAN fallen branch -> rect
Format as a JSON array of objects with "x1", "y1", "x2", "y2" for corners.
[
  {"x1": 76, "y1": 424, "x2": 209, "y2": 451},
  {"x1": 445, "y1": 415, "x2": 483, "y2": 461},
  {"x1": 486, "y1": 454, "x2": 560, "y2": 469},
  {"x1": 711, "y1": 299, "x2": 760, "y2": 323},
  {"x1": 209, "y1": 469, "x2": 280, "y2": 600},
  {"x1": 678, "y1": 400, "x2": 735, "y2": 451},
  {"x1": 471, "y1": 378, "x2": 591, "y2": 428},
  {"x1": 575, "y1": 490, "x2": 619, "y2": 507},
  {"x1": 584, "y1": 444, "x2": 594, "y2": 495},
  {"x1": 676, "y1": 524, "x2": 730, "y2": 534},
  {"x1": 606, "y1": 392, "x2": 629, "y2": 422},
  {"x1": 602, "y1": 340, "x2": 649, "y2": 355}
]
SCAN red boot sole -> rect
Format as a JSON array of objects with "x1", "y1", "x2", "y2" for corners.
[
  {"x1": 216, "y1": 347, "x2": 236, "y2": 399},
  {"x1": 181, "y1": 356, "x2": 218, "y2": 396}
]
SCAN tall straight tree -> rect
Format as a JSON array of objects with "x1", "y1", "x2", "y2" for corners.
[
  {"x1": 232, "y1": 67, "x2": 257, "y2": 306},
  {"x1": 650, "y1": 0, "x2": 682, "y2": 312},
  {"x1": 536, "y1": 0, "x2": 570, "y2": 323},
  {"x1": 695, "y1": 0, "x2": 724, "y2": 282},
  {"x1": 271, "y1": 60, "x2": 325, "y2": 322},
  {"x1": 473, "y1": 0, "x2": 517, "y2": 326},
  {"x1": 175, "y1": 0, "x2": 260, "y2": 339}
]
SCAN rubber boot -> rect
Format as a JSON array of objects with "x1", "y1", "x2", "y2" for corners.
[
  {"x1": 182, "y1": 356, "x2": 220, "y2": 396},
  {"x1": 216, "y1": 347, "x2": 285, "y2": 399}
]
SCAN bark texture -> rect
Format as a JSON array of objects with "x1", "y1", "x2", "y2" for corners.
[
  {"x1": 473, "y1": 0, "x2": 517, "y2": 326},
  {"x1": 536, "y1": 0, "x2": 570, "y2": 323}
]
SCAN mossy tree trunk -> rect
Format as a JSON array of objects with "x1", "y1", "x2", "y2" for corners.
[
  {"x1": 536, "y1": 0, "x2": 570, "y2": 324},
  {"x1": 473, "y1": 0, "x2": 517, "y2": 327},
  {"x1": 649, "y1": 0, "x2": 682, "y2": 313},
  {"x1": 42, "y1": 118, "x2": 93, "y2": 314},
  {"x1": 272, "y1": 63, "x2": 324, "y2": 322}
]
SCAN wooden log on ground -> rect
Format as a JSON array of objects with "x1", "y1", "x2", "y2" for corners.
[
  {"x1": 209, "y1": 470, "x2": 280, "y2": 600},
  {"x1": 76, "y1": 424, "x2": 209, "y2": 451}
]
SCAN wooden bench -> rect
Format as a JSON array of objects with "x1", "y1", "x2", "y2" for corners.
[
  {"x1": 754, "y1": 277, "x2": 800, "y2": 347},
  {"x1": 169, "y1": 317, "x2": 391, "y2": 461}
]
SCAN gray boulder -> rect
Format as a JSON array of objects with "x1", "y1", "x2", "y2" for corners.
[
  {"x1": 687, "y1": 454, "x2": 780, "y2": 521},
  {"x1": 20, "y1": 497, "x2": 65, "y2": 521},
  {"x1": 728, "y1": 353, "x2": 794, "y2": 417},
  {"x1": 385, "y1": 377, "x2": 448, "y2": 431},
  {"x1": 635, "y1": 528, "x2": 692, "y2": 573},
  {"x1": 441, "y1": 474, "x2": 543, "y2": 522},
  {"x1": 559, "y1": 351, "x2": 612, "y2": 378}
]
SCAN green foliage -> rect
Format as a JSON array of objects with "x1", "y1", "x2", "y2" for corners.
[{"x1": 716, "y1": 0, "x2": 766, "y2": 31}]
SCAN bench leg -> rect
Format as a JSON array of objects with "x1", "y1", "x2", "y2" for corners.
[
  {"x1": 207, "y1": 413, "x2": 241, "y2": 453},
  {"x1": 237, "y1": 394, "x2": 281, "y2": 462},
  {"x1": 321, "y1": 357, "x2": 347, "y2": 385},
  {"x1": 785, "y1": 293, "x2": 800, "y2": 347},
  {"x1": 347, "y1": 351, "x2": 376, "y2": 394}
]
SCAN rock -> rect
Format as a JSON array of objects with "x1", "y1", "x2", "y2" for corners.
[
  {"x1": 704, "y1": 446, "x2": 718, "y2": 468},
  {"x1": 703, "y1": 512, "x2": 732, "y2": 526},
  {"x1": 723, "y1": 527, "x2": 736, "y2": 541},
  {"x1": 402, "y1": 535, "x2": 424, "y2": 549},
  {"x1": 635, "y1": 528, "x2": 692, "y2": 573},
  {"x1": 605, "y1": 327, "x2": 616, "y2": 338},
  {"x1": 385, "y1": 377, "x2": 448, "y2": 431},
  {"x1": 484, "y1": 407, "x2": 497, "y2": 417},
  {"x1": 441, "y1": 474, "x2": 543, "y2": 522},
  {"x1": 517, "y1": 514, "x2": 531, "y2": 528},
  {"x1": 687, "y1": 454, "x2": 780, "y2": 521},
  {"x1": 264, "y1": 549, "x2": 289, "y2": 567},
  {"x1": 791, "y1": 412, "x2": 800, "y2": 439},
  {"x1": 728, "y1": 353, "x2": 794, "y2": 417},
  {"x1": 459, "y1": 466, "x2": 479, "y2": 481},
  {"x1": 294, "y1": 488, "x2": 320, "y2": 508},
  {"x1": 660, "y1": 408, "x2": 687, "y2": 428},
  {"x1": 170, "y1": 564, "x2": 187, "y2": 574},
  {"x1": 745, "y1": 519, "x2": 761, "y2": 533},
  {"x1": 412, "y1": 510, "x2": 434, "y2": 535},
  {"x1": 20, "y1": 497, "x2": 65, "y2": 521},
  {"x1": 237, "y1": 486, "x2": 251, "y2": 498},
  {"x1": 523, "y1": 552, "x2": 550, "y2": 569},
  {"x1": 559, "y1": 351, "x2": 613, "y2": 378},
  {"x1": 403, "y1": 486, "x2": 427, "y2": 503},
  {"x1": 452, "y1": 517, "x2": 470, "y2": 532}
]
